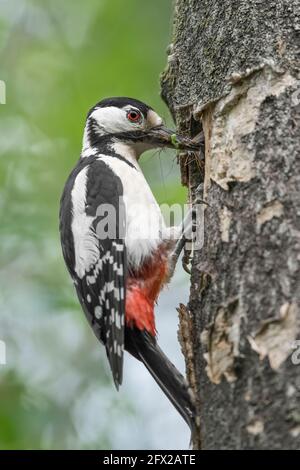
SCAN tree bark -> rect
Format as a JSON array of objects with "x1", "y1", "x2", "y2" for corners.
[{"x1": 161, "y1": 0, "x2": 300, "y2": 450}]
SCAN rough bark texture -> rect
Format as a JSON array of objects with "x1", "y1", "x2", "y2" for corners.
[{"x1": 161, "y1": 0, "x2": 300, "y2": 450}]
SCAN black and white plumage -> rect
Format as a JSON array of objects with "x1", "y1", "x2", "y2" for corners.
[
  {"x1": 59, "y1": 97, "x2": 199, "y2": 428},
  {"x1": 60, "y1": 156, "x2": 126, "y2": 386}
]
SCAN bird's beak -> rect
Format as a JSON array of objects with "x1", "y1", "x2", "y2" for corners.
[{"x1": 146, "y1": 125, "x2": 200, "y2": 151}]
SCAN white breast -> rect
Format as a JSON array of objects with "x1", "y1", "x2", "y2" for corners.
[{"x1": 98, "y1": 155, "x2": 165, "y2": 268}]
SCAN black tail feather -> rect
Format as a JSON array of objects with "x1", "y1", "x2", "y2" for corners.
[{"x1": 125, "y1": 327, "x2": 195, "y2": 432}]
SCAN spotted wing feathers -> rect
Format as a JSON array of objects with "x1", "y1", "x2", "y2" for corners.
[
  {"x1": 60, "y1": 158, "x2": 126, "y2": 388},
  {"x1": 80, "y1": 240, "x2": 126, "y2": 388}
]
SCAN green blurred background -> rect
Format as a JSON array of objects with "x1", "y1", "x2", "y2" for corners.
[{"x1": 0, "y1": 0, "x2": 190, "y2": 449}]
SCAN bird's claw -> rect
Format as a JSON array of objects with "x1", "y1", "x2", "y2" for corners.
[
  {"x1": 182, "y1": 239, "x2": 193, "y2": 274},
  {"x1": 182, "y1": 255, "x2": 192, "y2": 274}
]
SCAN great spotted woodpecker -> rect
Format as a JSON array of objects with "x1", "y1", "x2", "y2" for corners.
[{"x1": 59, "y1": 97, "x2": 199, "y2": 430}]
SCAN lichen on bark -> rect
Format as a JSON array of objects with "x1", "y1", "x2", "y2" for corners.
[{"x1": 161, "y1": 0, "x2": 300, "y2": 449}]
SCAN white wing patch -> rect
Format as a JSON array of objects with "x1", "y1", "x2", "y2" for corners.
[{"x1": 71, "y1": 166, "x2": 99, "y2": 278}]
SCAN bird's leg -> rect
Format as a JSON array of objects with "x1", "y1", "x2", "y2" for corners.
[
  {"x1": 165, "y1": 206, "x2": 197, "y2": 280},
  {"x1": 165, "y1": 186, "x2": 207, "y2": 279}
]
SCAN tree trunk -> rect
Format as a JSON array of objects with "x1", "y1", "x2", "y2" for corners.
[{"x1": 161, "y1": 0, "x2": 300, "y2": 450}]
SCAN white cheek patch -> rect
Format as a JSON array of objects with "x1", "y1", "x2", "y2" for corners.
[
  {"x1": 147, "y1": 109, "x2": 163, "y2": 128},
  {"x1": 90, "y1": 106, "x2": 142, "y2": 135}
]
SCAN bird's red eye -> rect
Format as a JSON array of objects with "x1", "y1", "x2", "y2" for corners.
[{"x1": 127, "y1": 109, "x2": 142, "y2": 123}]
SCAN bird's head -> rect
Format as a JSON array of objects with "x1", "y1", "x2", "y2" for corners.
[{"x1": 82, "y1": 97, "x2": 199, "y2": 159}]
